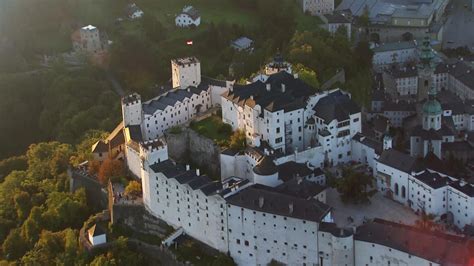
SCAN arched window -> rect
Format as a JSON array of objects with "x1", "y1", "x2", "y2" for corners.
[
  {"x1": 394, "y1": 183, "x2": 399, "y2": 196},
  {"x1": 402, "y1": 186, "x2": 406, "y2": 198}
]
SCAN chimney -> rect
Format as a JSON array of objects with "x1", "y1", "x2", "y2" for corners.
[
  {"x1": 281, "y1": 83, "x2": 286, "y2": 93},
  {"x1": 289, "y1": 202, "x2": 294, "y2": 214},
  {"x1": 294, "y1": 73, "x2": 299, "y2": 79},
  {"x1": 186, "y1": 165, "x2": 190, "y2": 171},
  {"x1": 264, "y1": 148, "x2": 269, "y2": 156},
  {"x1": 250, "y1": 95, "x2": 254, "y2": 100},
  {"x1": 259, "y1": 196, "x2": 265, "y2": 208},
  {"x1": 340, "y1": 229, "x2": 344, "y2": 236},
  {"x1": 196, "y1": 168, "x2": 200, "y2": 176},
  {"x1": 266, "y1": 83, "x2": 271, "y2": 92},
  {"x1": 187, "y1": 88, "x2": 191, "y2": 92}
]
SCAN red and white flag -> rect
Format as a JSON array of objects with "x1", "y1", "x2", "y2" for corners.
[{"x1": 186, "y1": 40, "x2": 193, "y2": 45}]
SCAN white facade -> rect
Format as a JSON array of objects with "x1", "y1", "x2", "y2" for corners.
[
  {"x1": 88, "y1": 233, "x2": 106, "y2": 246},
  {"x1": 222, "y1": 83, "x2": 361, "y2": 166},
  {"x1": 355, "y1": 240, "x2": 440, "y2": 266},
  {"x1": 121, "y1": 57, "x2": 228, "y2": 141},
  {"x1": 376, "y1": 150, "x2": 474, "y2": 229},
  {"x1": 300, "y1": 0, "x2": 334, "y2": 15},
  {"x1": 372, "y1": 42, "x2": 417, "y2": 68},
  {"x1": 171, "y1": 57, "x2": 201, "y2": 89},
  {"x1": 73, "y1": 25, "x2": 106, "y2": 54}
]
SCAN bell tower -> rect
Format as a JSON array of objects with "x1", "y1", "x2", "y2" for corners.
[{"x1": 417, "y1": 37, "x2": 436, "y2": 101}]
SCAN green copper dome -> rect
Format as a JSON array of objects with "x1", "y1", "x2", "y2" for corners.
[{"x1": 422, "y1": 99, "x2": 442, "y2": 115}]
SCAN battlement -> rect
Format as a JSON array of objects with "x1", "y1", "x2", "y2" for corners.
[
  {"x1": 140, "y1": 138, "x2": 167, "y2": 153},
  {"x1": 171, "y1": 57, "x2": 200, "y2": 67},
  {"x1": 122, "y1": 93, "x2": 141, "y2": 106}
]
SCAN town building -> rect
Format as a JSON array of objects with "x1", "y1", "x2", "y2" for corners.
[
  {"x1": 121, "y1": 57, "x2": 229, "y2": 142},
  {"x1": 175, "y1": 6, "x2": 201, "y2": 27},
  {"x1": 231, "y1": 37, "x2": 254, "y2": 52},
  {"x1": 87, "y1": 224, "x2": 107, "y2": 246},
  {"x1": 299, "y1": 0, "x2": 334, "y2": 15},
  {"x1": 320, "y1": 13, "x2": 352, "y2": 39},
  {"x1": 372, "y1": 41, "x2": 418, "y2": 69},
  {"x1": 338, "y1": 0, "x2": 448, "y2": 42},
  {"x1": 91, "y1": 122, "x2": 125, "y2": 162},
  {"x1": 72, "y1": 25, "x2": 108, "y2": 55}
]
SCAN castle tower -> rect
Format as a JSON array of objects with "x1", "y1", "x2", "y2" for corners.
[
  {"x1": 422, "y1": 86, "x2": 442, "y2": 131},
  {"x1": 121, "y1": 93, "x2": 142, "y2": 127},
  {"x1": 171, "y1": 57, "x2": 201, "y2": 89},
  {"x1": 417, "y1": 37, "x2": 436, "y2": 101}
]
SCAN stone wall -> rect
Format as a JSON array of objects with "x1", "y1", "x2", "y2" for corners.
[
  {"x1": 321, "y1": 69, "x2": 346, "y2": 91},
  {"x1": 69, "y1": 168, "x2": 108, "y2": 212},
  {"x1": 165, "y1": 128, "x2": 221, "y2": 178},
  {"x1": 111, "y1": 204, "x2": 171, "y2": 238}
]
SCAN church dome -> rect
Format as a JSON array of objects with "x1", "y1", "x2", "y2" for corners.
[{"x1": 422, "y1": 98, "x2": 442, "y2": 115}]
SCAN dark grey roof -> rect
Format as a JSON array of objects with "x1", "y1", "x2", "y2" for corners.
[
  {"x1": 355, "y1": 219, "x2": 469, "y2": 265},
  {"x1": 314, "y1": 167, "x2": 324, "y2": 176},
  {"x1": 277, "y1": 161, "x2": 313, "y2": 182},
  {"x1": 323, "y1": 13, "x2": 350, "y2": 24},
  {"x1": 318, "y1": 129, "x2": 331, "y2": 137},
  {"x1": 275, "y1": 178, "x2": 327, "y2": 199},
  {"x1": 181, "y1": 6, "x2": 200, "y2": 20},
  {"x1": 382, "y1": 101, "x2": 415, "y2": 112},
  {"x1": 313, "y1": 90, "x2": 360, "y2": 123},
  {"x1": 88, "y1": 224, "x2": 106, "y2": 237},
  {"x1": 319, "y1": 222, "x2": 352, "y2": 237},
  {"x1": 149, "y1": 160, "x2": 221, "y2": 195},
  {"x1": 378, "y1": 149, "x2": 418, "y2": 173},
  {"x1": 253, "y1": 156, "x2": 278, "y2": 176},
  {"x1": 442, "y1": 141, "x2": 474, "y2": 152},
  {"x1": 410, "y1": 125, "x2": 443, "y2": 140},
  {"x1": 221, "y1": 148, "x2": 240, "y2": 156},
  {"x1": 388, "y1": 66, "x2": 417, "y2": 78},
  {"x1": 413, "y1": 171, "x2": 448, "y2": 189},
  {"x1": 127, "y1": 125, "x2": 143, "y2": 142},
  {"x1": 450, "y1": 181, "x2": 474, "y2": 197},
  {"x1": 143, "y1": 87, "x2": 207, "y2": 115},
  {"x1": 223, "y1": 71, "x2": 315, "y2": 113},
  {"x1": 226, "y1": 185, "x2": 331, "y2": 222}
]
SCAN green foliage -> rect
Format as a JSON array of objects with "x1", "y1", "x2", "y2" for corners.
[
  {"x1": 287, "y1": 31, "x2": 373, "y2": 106},
  {"x1": 124, "y1": 181, "x2": 142, "y2": 199},
  {"x1": 0, "y1": 156, "x2": 27, "y2": 182},
  {"x1": 334, "y1": 168, "x2": 377, "y2": 204},
  {"x1": 174, "y1": 239, "x2": 234, "y2": 266},
  {"x1": 70, "y1": 130, "x2": 109, "y2": 167},
  {"x1": 2, "y1": 229, "x2": 28, "y2": 260},
  {"x1": 89, "y1": 236, "x2": 147, "y2": 266},
  {"x1": 229, "y1": 130, "x2": 247, "y2": 151},
  {"x1": 191, "y1": 116, "x2": 233, "y2": 142},
  {"x1": 168, "y1": 126, "x2": 183, "y2": 135},
  {"x1": 293, "y1": 64, "x2": 320, "y2": 89},
  {"x1": 0, "y1": 70, "x2": 120, "y2": 160},
  {"x1": 0, "y1": 142, "x2": 92, "y2": 262}
]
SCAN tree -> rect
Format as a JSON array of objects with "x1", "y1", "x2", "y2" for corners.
[
  {"x1": 14, "y1": 191, "x2": 31, "y2": 221},
  {"x1": 98, "y1": 159, "x2": 125, "y2": 185},
  {"x1": 335, "y1": 168, "x2": 376, "y2": 204},
  {"x1": 293, "y1": 64, "x2": 319, "y2": 89},
  {"x1": 2, "y1": 229, "x2": 28, "y2": 260},
  {"x1": 124, "y1": 180, "x2": 142, "y2": 199},
  {"x1": 142, "y1": 14, "x2": 167, "y2": 42},
  {"x1": 229, "y1": 130, "x2": 247, "y2": 151}
]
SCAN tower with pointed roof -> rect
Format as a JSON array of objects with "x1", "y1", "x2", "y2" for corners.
[
  {"x1": 417, "y1": 36, "x2": 436, "y2": 101},
  {"x1": 422, "y1": 86, "x2": 442, "y2": 131}
]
